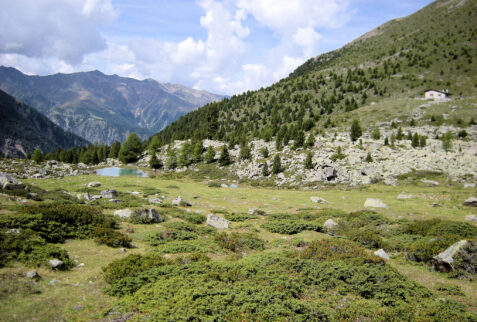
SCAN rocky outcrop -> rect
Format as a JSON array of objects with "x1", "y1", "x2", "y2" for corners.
[
  {"x1": 433, "y1": 240, "x2": 469, "y2": 272},
  {"x1": 113, "y1": 208, "x2": 162, "y2": 223},
  {"x1": 374, "y1": 249, "x2": 390, "y2": 260},
  {"x1": 207, "y1": 214, "x2": 229, "y2": 229},
  {"x1": 463, "y1": 197, "x2": 477, "y2": 207},
  {"x1": 323, "y1": 219, "x2": 337, "y2": 231},
  {"x1": 100, "y1": 190, "x2": 118, "y2": 198},
  {"x1": 0, "y1": 172, "x2": 25, "y2": 190},
  {"x1": 172, "y1": 196, "x2": 191, "y2": 207}
]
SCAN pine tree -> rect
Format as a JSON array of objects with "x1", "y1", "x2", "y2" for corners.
[
  {"x1": 305, "y1": 134, "x2": 315, "y2": 148},
  {"x1": 419, "y1": 136, "x2": 427, "y2": 148},
  {"x1": 239, "y1": 143, "x2": 251, "y2": 161},
  {"x1": 178, "y1": 142, "x2": 192, "y2": 167},
  {"x1": 149, "y1": 136, "x2": 161, "y2": 151},
  {"x1": 293, "y1": 130, "x2": 305, "y2": 149},
  {"x1": 166, "y1": 147, "x2": 177, "y2": 169},
  {"x1": 204, "y1": 146, "x2": 216, "y2": 164},
  {"x1": 31, "y1": 149, "x2": 43, "y2": 164},
  {"x1": 119, "y1": 133, "x2": 142, "y2": 164},
  {"x1": 192, "y1": 141, "x2": 204, "y2": 163},
  {"x1": 272, "y1": 154, "x2": 282, "y2": 174},
  {"x1": 364, "y1": 152, "x2": 373, "y2": 163},
  {"x1": 384, "y1": 137, "x2": 389, "y2": 146},
  {"x1": 396, "y1": 127, "x2": 404, "y2": 140},
  {"x1": 371, "y1": 128, "x2": 381, "y2": 140},
  {"x1": 149, "y1": 150, "x2": 162, "y2": 169},
  {"x1": 411, "y1": 133, "x2": 420, "y2": 148},
  {"x1": 218, "y1": 145, "x2": 231, "y2": 166},
  {"x1": 109, "y1": 141, "x2": 121, "y2": 159},
  {"x1": 410, "y1": 118, "x2": 416, "y2": 126},
  {"x1": 304, "y1": 151, "x2": 314, "y2": 169},
  {"x1": 350, "y1": 120, "x2": 362, "y2": 142},
  {"x1": 441, "y1": 132, "x2": 453, "y2": 152},
  {"x1": 260, "y1": 147, "x2": 269, "y2": 158},
  {"x1": 262, "y1": 163, "x2": 269, "y2": 176}
]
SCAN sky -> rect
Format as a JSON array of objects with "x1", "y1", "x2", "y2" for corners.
[{"x1": 0, "y1": 0, "x2": 434, "y2": 95}]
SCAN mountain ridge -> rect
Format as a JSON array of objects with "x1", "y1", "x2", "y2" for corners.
[{"x1": 0, "y1": 66, "x2": 225, "y2": 144}]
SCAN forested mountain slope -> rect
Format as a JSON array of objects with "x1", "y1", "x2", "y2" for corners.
[{"x1": 153, "y1": 0, "x2": 476, "y2": 146}]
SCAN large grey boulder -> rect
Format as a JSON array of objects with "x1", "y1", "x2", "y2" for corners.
[
  {"x1": 100, "y1": 190, "x2": 118, "y2": 198},
  {"x1": 48, "y1": 259, "x2": 64, "y2": 269},
  {"x1": 323, "y1": 167, "x2": 337, "y2": 181},
  {"x1": 0, "y1": 172, "x2": 25, "y2": 190},
  {"x1": 87, "y1": 182, "x2": 101, "y2": 188},
  {"x1": 172, "y1": 196, "x2": 191, "y2": 207},
  {"x1": 374, "y1": 249, "x2": 390, "y2": 260},
  {"x1": 463, "y1": 197, "x2": 477, "y2": 207},
  {"x1": 26, "y1": 271, "x2": 41, "y2": 280},
  {"x1": 113, "y1": 208, "x2": 162, "y2": 223},
  {"x1": 207, "y1": 214, "x2": 229, "y2": 229},
  {"x1": 323, "y1": 219, "x2": 337, "y2": 231},
  {"x1": 311, "y1": 196, "x2": 328, "y2": 204},
  {"x1": 77, "y1": 193, "x2": 91, "y2": 201},
  {"x1": 364, "y1": 198, "x2": 388, "y2": 208},
  {"x1": 433, "y1": 240, "x2": 469, "y2": 272}
]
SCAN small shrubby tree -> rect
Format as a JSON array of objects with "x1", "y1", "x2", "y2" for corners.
[
  {"x1": 411, "y1": 133, "x2": 420, "y2": 148},
  {"x1": 262, "y1": 163, "x2": 269, "y2": 176},
  {"x1": 204, "y1": 146, "x2": 216, "y2": 163},
  {"x1": 218, "y1": 145, "x2": 231, "y2": 166},
  {"x1": 304, "y1": 151, "x2": 314, "y2": 170},
  {"x1": 371, "y1": 128, "x2": 381, "y2": 140},
  {"x1": 149, "y1": 149, "x2": 162, "y2": 170},
  {"x1": 272, "y1": 154, "x2": 282, "y2": 174},
  {"x1": 239, "y1": 143, "x2": 251, "y2": 161},
  {"x1": 364, "y1": 152, "x2": 373, "y2": 163},
  {"x1": 31, "y1": 149, "x2": 43, "y2": 164},
  {"x1": 350, "y1": 120, "x2": 362, "y2": 142}
]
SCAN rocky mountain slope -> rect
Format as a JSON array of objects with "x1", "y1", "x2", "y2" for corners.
[
  {"x1": 153, "y1": 0, "x2": 476, "y2": 145},
  {"x1": 0, "y1": 90, "x2": 89, "y2": 158},
  {"x1": 0, "y1": 67, "x2": 224, "y2": 144}
]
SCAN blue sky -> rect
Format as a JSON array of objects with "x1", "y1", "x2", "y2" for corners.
[{"x1": 0, "y1": 0, "x2": 433, "y2": 95}]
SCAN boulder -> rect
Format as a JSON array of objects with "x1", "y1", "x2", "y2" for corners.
[
  {"x1": 5, "y1": 228, "x2": 20, "y2": 234},
  {"x1": 48, "y1": 259, "x2": 64, "y2": 269},
  {"x1": 420, "y1": 179, "x2": 439, "y2": 186},
  {"x1": 148, "y1": 197, "x2": 163, "y2": 204},
  {"x1": 109, "y1": 199, "x2": 121, "y2": 204},
  {"x1": 100, "y1": 189, "x2": 118, "y2": 198},
  {"x1": 207, "y1": 214, "x2": 229, "y2": 229},
  {"x1": 397, "y1": 193, "x2": 413, "y2": 200},
  {"x1": 323, "y1": 167, "x2": 336, "y2": 181},
  {"x1": 464, "y1": 183, "x2": 476, "y2": 189},
  {"x1": 364, "y1": 198, "x2": 388, "y2": 208},
  {"x1": 248, "y1": 208, "x2": 265, "y2": 216},
  {"x1": 48, "y1": 279, "x2": 61, "y2": 286},
  {"x1": 433, "y1": 240, "x2": 469, "y2": 272},
  {"x1": 465, "y1": 215, "x2": 477, "y2": 222},
  {"x1": 374, "y1": 249, "x2": 390, "y2": 260},
  {"x1": 113, "y1": 208, "x2": 162, "y2": 223},
  {"x1": 311, "y1": 196, "x2": 328, "y2": 204},
  {"x1": 0, "y1": 172, "x2": 25, "y2": 190},
  {"x1": 77, "y1": 193, "x2": 91, "y2": 201},
  {"x1": 463, "y1": 197, "x2": 477, "y2": 207},
  {"x1": 87, "y1": 182, "x2": 101, "y2": 188},
  {"x1": 323, "y1": 219, "x2": 337, "y2": 231},
  {"x1": 172, "y1": 196, "x2": 191, "y2": 207},
  {"x1": 90, "y1": 195, "x2": 102, "y2": 201},
  {"x1": 26, "y1": 271, "x2": 41, "y2": 280}
]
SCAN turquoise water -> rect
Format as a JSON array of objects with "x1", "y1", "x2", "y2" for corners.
[{"x1": 95, "y1": 167, "x2": 147, "y2": 177}]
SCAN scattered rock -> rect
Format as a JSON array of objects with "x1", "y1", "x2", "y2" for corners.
[
  {"x1": 172, "y1": 196, "x2": 191, "y2": 207},
  {"x1": 48, "y1": 259, "x2": 64, "y2": 269},
  {"x1": 119, "y1": 248, "x2": 127, "y2": 252},
  {"x1": 323, "y1": 166, "x2": 337, "y2": 181},
  {"x1": 76, "y1": 193, "x2": 91, "y2": 201},
  {"x1": 433, "y1": 240, "x2": 469, "y2": 272},
  {"x1": 5, "y1": 228, "x2": 20, "y2": 234},
  {"x1": 100, "y1": 189, "x2": 118, "y2": 198},
  {"x1": 248, "y1": 208, "x2": 265, "y2": 216},
  {"x1": 109, "y1": 199, "x2": 121, "y2": 203},
  {"x1": 207, "y1": 214, "x2": 229, "y2": 229},
  {"x1": 323, "y1": 219, "x2": 337, "y2": 231},
  {"x1": 113, "y1": 209, "x2": 136, "y2": 218},
  {"x1": 220, "y1": 184, "x2": 228, "y2": 188},
  {"x1": 465, "y1": 215, "x2": 477, "y2": 222},
  {"x1": 26, "y1": 271, "x2": 41, "y2": 280},
  {"x1": 76, "y1": 263, "x2": 85, "y2": 268},
  {"x1": 463, "y1": 197, "x2": 477, "y2": 207},
  {"x1": 464, "y1": 183, "x2": 476, "y2": 189},
  {"x1": 113, "y1": 208, "x2": 162, "y2": 223},
  {"x1": 90, "y1": 195, "x2": 102, "y2": 201},
  {"x1": 374, "y1": 249, "x2": 390, "y2": 260},
  {"x1": 48, "y1": 279, "x2": 61, "y2": 286},
  {"x1": 0, "y1": 172, "x2": 25, "y2": 190},
  {"x1": 87, "y1": 182, "x2": 101, "y2": 188},
  {"x1": 397, "y1": 193, "x2": 413, "y2": 200},
  {"x1": 148, "y1": 197, "x2": 163, "y2": 204},
  {"x1": 421, "y1": 179, "x2": 439, "y2": 186},
  {"x1": 311, "y1": 196, "x2": 328, "y2": 204},
  {"x1": 364, "y1": 198, "x2": 388, "y2": 208}
]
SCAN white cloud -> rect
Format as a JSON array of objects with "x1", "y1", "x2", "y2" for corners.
[
  {"x1": 0, "y1": 0, "x2": 117, "y2": 64},
  {"x1": 0, "y1": 0, "x2": 352, "y2": 95}
]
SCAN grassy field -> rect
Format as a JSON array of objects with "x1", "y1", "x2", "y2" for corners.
[{"x1": 1, "y1": 172, "x2": 476, "y2": 320}]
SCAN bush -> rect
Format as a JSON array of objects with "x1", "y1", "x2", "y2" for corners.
[
  {"x1": 214, "y1": 232, "x2": 265, "y2": 252},
  {"x1": 92, "y1": 227, "x2": 132, "y2": 248},
  {"x1": 262, "y1": 220, "x2": 322, "y2": 234},
  {"x1": 207, "y1": 182, "x2": 221, "y2": 188},
  {"x1": 147, "y1": 229, "x2": 198, "y2": 246},
  {"x1": 406, "y1": 235, "x2": 460, "y2": 263},
  {"x1": 404, "y1": 219, "x2": 477, "y2": 239},
  {"x1": 348, "y1": 229, "x2": 389, "y2": 250},
  {"x1": 224, "y1": 213, "x2": 256, "y2": 222},
  {"x1": 102, "y1": 254, "x2": 169, "y2": 284}
]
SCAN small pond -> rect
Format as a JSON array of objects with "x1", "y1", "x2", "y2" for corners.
[{"x1": 95, "y1": 167, "x2": 147, "y2": 177}]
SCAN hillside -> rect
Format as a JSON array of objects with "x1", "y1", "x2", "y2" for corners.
[
  {"x1": 0, "y1": 67, "x2": 224, "y2": 144},
  {"x1": 153, "y1": 0, "x2": 476, "y2": 145},
  {"x1": 0, "y1": 90, "x2": 89, "y2": 158}
]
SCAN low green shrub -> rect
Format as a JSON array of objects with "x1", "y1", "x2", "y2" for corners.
[
  {"x1": 102, "y1": 254, "x2": 169, "y2": 284},
  {"x1": 435, "y1": 283, "x2": 465, "y2": 296},
  {"x1": 207, "y1": 182, "x2": 221, "y2": 188},
  {"x1": 224, "y1": 213, "x2": 256, "y2": 222},
  {"x1": 163, "y1": 221, "x2": 215, "y2": 236},
  {"x1": 147, "y1": 229, "x2": 198, "y2": 246},
  {"x1": 167, "y1": 209, "x2": 206, "y2": 224},
  {"x1": 449, "y1": 238, "x2": 477, "y2": 279},
  {"x1": 261, "y1": 220, "x2": 322, "y2": 234},
  {"x1": 155, "y1": 240, "x2": 216, "y2": 254},
  {"x1": 406, "y1": 235, "x2": 460, "y2": 263},
  {"x1": 214, "y1": 232, "x2": 265, "y2": 252},
  {"x1": 92, "y1": 227, "x2": 132, "y2": 248},
  {"x1": 347, "y1": 229, "x2": 389, "y2": 250}
]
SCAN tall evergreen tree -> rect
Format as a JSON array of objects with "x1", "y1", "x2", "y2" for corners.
[
  {"x1": 218, "y1": 145, "x2": 231, "y2": 166},
  {"x1": 262, "y1": 163, "x2": 269, "y2": 176},
  {"x1": 119, "y1": 133, "x2": 142, "y2": 163},
  {"x1": 239, "y1": 143, "x2": 251, "y2": 161},
  {"x1": 304, "y1": 151, "x2": 314, "y2": 170},
  {"x1": 31, "y1": 149, "x2": 43, "y2": 164},
  {"x1": 149, "y1": 149, "x2": 162, "y2": 169},
  {"x1": 272, "y1": 154, "x2": 282, "y2": 174},
  {"x1": 350, "y1": 120, "x2": 362, "y2": 142},
  {"x1": 192, "y1": 141, "x2": 204, "y2": 163},
  {"x1": 204, "y1": 146, "x2": 216, "y2": 164},
  {"x1": 109, "y1": 141, "x2": 121, "y2": 159},
  {"x1": 412, "y1": 133, "x2": 420, "y2": 148}
]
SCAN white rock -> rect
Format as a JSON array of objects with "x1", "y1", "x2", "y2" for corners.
[
  {"x1": 463, "y1": 197, "x2": 477, "y2": 207},
  {"x1": 364, "y1": 198, "x2": 388, "y2": 208},
  {"x1": 48, "y1": 259, "x2": 64, "y2": 269},
  {"x1": 465, "y1": 215, "x2": 477, "y2": 222},
  {"x1": 464, "y1": 183, "x2": 476, "y2": 188},
  {"x1": 374, "y1": 249, "x2": 390, "y2": 260},
  {"x1": 87, "y1": 182, "x2": 101, "y2": 188},
  {"x1": 207, "y1": 214, "x2": 229, "y2": 229},
  {"x1": 397, "y1": 193, "x2": 413, "y2": 200},
  {"x1": 311, "y1": 196, "x2": 328, "y2": 204},
  {"x1": 323, "y1": 219, "x2": 337, "y2": 230},
  {"x1": 420, "y1": 179, "x2": 439, "y2": 186}
]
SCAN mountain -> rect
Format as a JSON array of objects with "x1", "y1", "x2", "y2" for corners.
[
  {"x1": 0, "y1": 90, "x2": 89, "y2": 158},
  {"x1": 0, "y1": 67, "x2": 224, "y2": 144},
  {"x1": 152, "y1": 0, "x2": 476, "y2": 145}
]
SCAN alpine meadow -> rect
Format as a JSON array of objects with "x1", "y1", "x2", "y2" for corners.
[{"x1": 0, "y1": 0, "x2": 477, "y2": 321}]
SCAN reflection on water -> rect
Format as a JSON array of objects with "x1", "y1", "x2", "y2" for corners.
[{"x1": 95, "y1": 167, "x2": 147, "y2": 177}]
